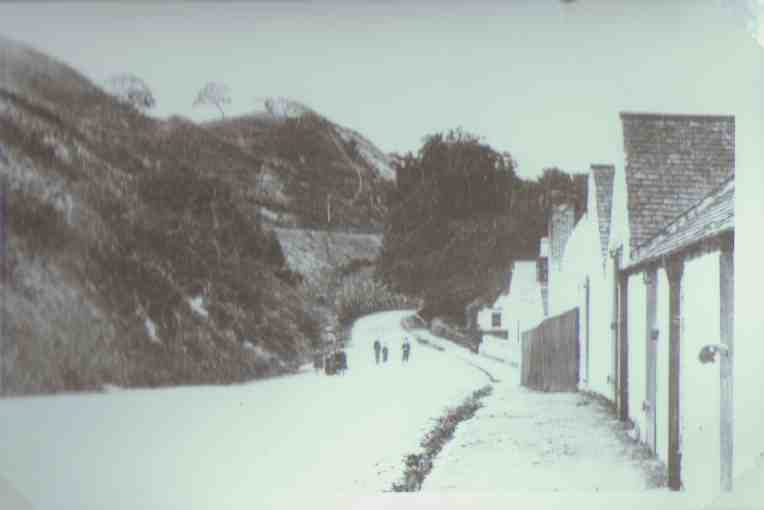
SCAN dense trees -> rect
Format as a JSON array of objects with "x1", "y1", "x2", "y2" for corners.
[{"x1": 378, "y1": 129, "x2": 585, "y2": 324}]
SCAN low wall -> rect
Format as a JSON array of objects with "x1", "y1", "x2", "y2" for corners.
[{"x1": 430, "y1": 318, "x2": 480, "y2": 353}]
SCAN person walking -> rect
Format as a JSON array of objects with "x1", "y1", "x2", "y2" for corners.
[
  {"x1": 373, "y1": 339, "x2": 382, "y2": 364},
  {"x1": 402, "y1": 338, "x2": 411, "y2": 363},
  {"x1": 382, "y1": 343, "x2": 389, "y2": 364}
]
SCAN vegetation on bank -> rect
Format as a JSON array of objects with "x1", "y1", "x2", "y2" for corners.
[
  {"x1": 334, "y1": 272, "x2": 414, "y2": 326},
  {"x1": 392, "y1": 385, "x2": 494, "y2": 492},
  {"x1": 0, "y1": 39, "x2": 338, "y2": 393}
]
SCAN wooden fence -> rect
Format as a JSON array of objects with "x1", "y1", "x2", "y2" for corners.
[{"x1": 521, "y1": 307, "x2": 579, "y2": 392}]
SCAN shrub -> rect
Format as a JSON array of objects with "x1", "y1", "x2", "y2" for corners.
[
  {"x1": 334, "y1": 272, "x2": 414, "y2": 325},
  {"x1": 7, "y1": 188, "x2": 74, "y2": 254}
]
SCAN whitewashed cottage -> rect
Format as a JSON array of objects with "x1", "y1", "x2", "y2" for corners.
[
  {"x1": 477, "y1": 260, "x2": 545, "y2": 343},
  {"x1": 540, "y1": 112, "x2": 758, "y2": 501},
  {"x1": 549, "y1": 164, "x2": 616, "y2": 400}
]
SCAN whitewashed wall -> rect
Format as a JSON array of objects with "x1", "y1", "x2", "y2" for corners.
[
  {"x1": 587, "y1": 268, "x2": 613, "y2": 399},
  {"x1": 477, "y1": 306, "x2": 501, "y2": 332},
  {"x1": 627, "y1": 273, "x2": 647, "y2": 443},
  {"x1": 681, "y1": 252, "x2": 722, "y2": 500},
  {"x1": 656, "y1": 267, "x2": 671, "y2": 465},
  {"x1": 549, "y1": 171, "x2": 619, "y2": 398}
]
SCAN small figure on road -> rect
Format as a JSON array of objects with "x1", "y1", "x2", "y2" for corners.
[
  {"x1": 382, "y1": 343, "x2": 389, "y2": 364},
  {"x1": 402, "y1": 338, "x2": 411, "y2": 363},
  {"x1": 324, "y1": 350, "x2": 336, "y2": 375},
  {"x1": 373, "y1": 339, "x2": 382, "y2": 364}
]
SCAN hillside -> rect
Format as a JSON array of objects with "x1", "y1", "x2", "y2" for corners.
[
  {"x1": 273, "y1": 227, "x2": 383, "y2": 340},
  {"x1": 274, "y1": 227, "x2": 382, "y2": 289},
  {"x1": 204, "y1": 107, "x2": 394, "y2": 231},
  {"x1": 0, "y1": 37, "x2": 324, "y2": 394}
]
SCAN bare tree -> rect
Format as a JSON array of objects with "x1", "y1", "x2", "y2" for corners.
[
  {"x1": 193, "y1": 82, "x2": 231, "y2": 119},
  {"x1": 105, "y1": 73, "x2": 156, "y2": 112}
]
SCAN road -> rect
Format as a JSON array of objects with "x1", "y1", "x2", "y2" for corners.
[{"x1": 0, "y1": 310, "x2": 489, "y2": 510}]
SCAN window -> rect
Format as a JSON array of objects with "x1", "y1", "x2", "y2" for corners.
[{"x1": 491, "y1": 312, "x2": 501, "y2": 328}]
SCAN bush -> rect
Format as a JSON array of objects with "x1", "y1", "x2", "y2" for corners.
[
  {"x1": 7, "y1": 188, "x2": 74, "y2": 254},
  {"x1": 334, "y1": 273, "x2": 414, "y2": 325}
]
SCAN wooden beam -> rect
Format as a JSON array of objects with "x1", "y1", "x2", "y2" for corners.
[
  {"x1": 665, "y1": 254, "x2": 685, "y2": 491},
  {"x1": 720, "y1": 235, "x2": 734, "y2": 492}
]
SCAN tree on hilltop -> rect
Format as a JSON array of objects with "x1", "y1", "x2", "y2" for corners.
[{"x1": 193, "y1": 82, "x2": 231, "y2": 119}]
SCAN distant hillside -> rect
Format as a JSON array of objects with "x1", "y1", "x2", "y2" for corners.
[
  {"x1": 0, "y1": 37, "x2": 323, "y2": 394},
  {"x1": 204, "y1": 108, "x2": 394, "y2": 231}
]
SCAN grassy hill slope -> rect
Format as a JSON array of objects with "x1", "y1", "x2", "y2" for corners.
[
  {"x1": 205, "y1": 108, "x2": 394, "y2": 231},
  {"x1": 0, "y1": 37, "x2": 319, "y2": 394}
]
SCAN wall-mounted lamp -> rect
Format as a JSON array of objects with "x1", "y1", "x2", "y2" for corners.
[{"x1": 698, "y1": 344, "x2": 730, "y2": 364}]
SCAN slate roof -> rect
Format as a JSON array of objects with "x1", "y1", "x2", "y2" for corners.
[
  {"x1": 629, "y1": 176, "x2": 733, "y2": 267},
  {"x1": 591, "y1": 164, "x2": 614, "y2": 270},
  {"x1": 620, "y1": 113, "x2": 734, "y2": 257}
]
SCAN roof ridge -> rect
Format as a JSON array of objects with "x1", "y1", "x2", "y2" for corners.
[{"x1": 619, "y1": 111, "x2": 735, "y2": 121}]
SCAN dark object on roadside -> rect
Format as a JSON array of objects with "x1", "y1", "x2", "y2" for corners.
[
  {"x1": 402, "y1": 339, "x2": 411, "y2": 362},
  {"x1": 374, "y1": 339, "x2": 382, "y2": 364},
  {"x1": 325, "y1": 350, "x2": 348, "y2": 375},
  {"x1": 336, "y1": 350, "x2": 348, "y2": 374},
  {"x1": 382, "y1": 345, "x2": 389, "y2": 363}
]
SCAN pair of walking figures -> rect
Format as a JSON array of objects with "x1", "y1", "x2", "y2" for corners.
[{"x1": 373, "y1": 338, "x2": 411, "y2": 364}]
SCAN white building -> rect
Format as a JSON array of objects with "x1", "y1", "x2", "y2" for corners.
[
  {"x1": 477, "y1": 260, "x2": 545, "y2": 343},
  {"x1": 549, "y1": 164, "x2": 616, "y2": 400},
  {"x1": 539, "y1": 113, "x2": 759, "y2": 502}
]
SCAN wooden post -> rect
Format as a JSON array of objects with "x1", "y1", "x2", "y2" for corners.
[
  {"x1": 644, "y1": 267, "x2": 658, "y2": 454},
  {"x1": 574, "y1": 306, "x2": 581, "y2": 390},
  {"x1": 666, "y1": 255, "x2": 685, "y2": 491},
  {"x1": 612, "y1": 248, "x2": 622, "y2": 406},
  {"x1": 584, "y1": 276, "x2": 590, "y2": 384},
  {"x1": 619, "y1": 271, "x2": 630, "y2": 422},
  {"x1": 719, "y1": 234, "x2": 734, "y2": 492}
]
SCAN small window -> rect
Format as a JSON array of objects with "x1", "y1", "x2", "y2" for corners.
[{"x1": 491, "y1": 312, "x2": 501, "y2": 328}]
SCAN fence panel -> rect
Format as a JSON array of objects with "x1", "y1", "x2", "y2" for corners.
[{"x1": 520, "y1": 307, "x2": 579, "y2": 392}]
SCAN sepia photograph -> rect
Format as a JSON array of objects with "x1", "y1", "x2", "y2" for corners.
[{"x1": 0, "y1": 1, "x2": 762, "y2": 509}]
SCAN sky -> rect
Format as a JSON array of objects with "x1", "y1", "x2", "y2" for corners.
[{"x1": 0, "y1": 0, "x2": 762, "y2": 179}]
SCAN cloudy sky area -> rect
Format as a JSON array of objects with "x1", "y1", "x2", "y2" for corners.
[{"x1": 1, "y1": 0, "x2": 761, "y2": 179}]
